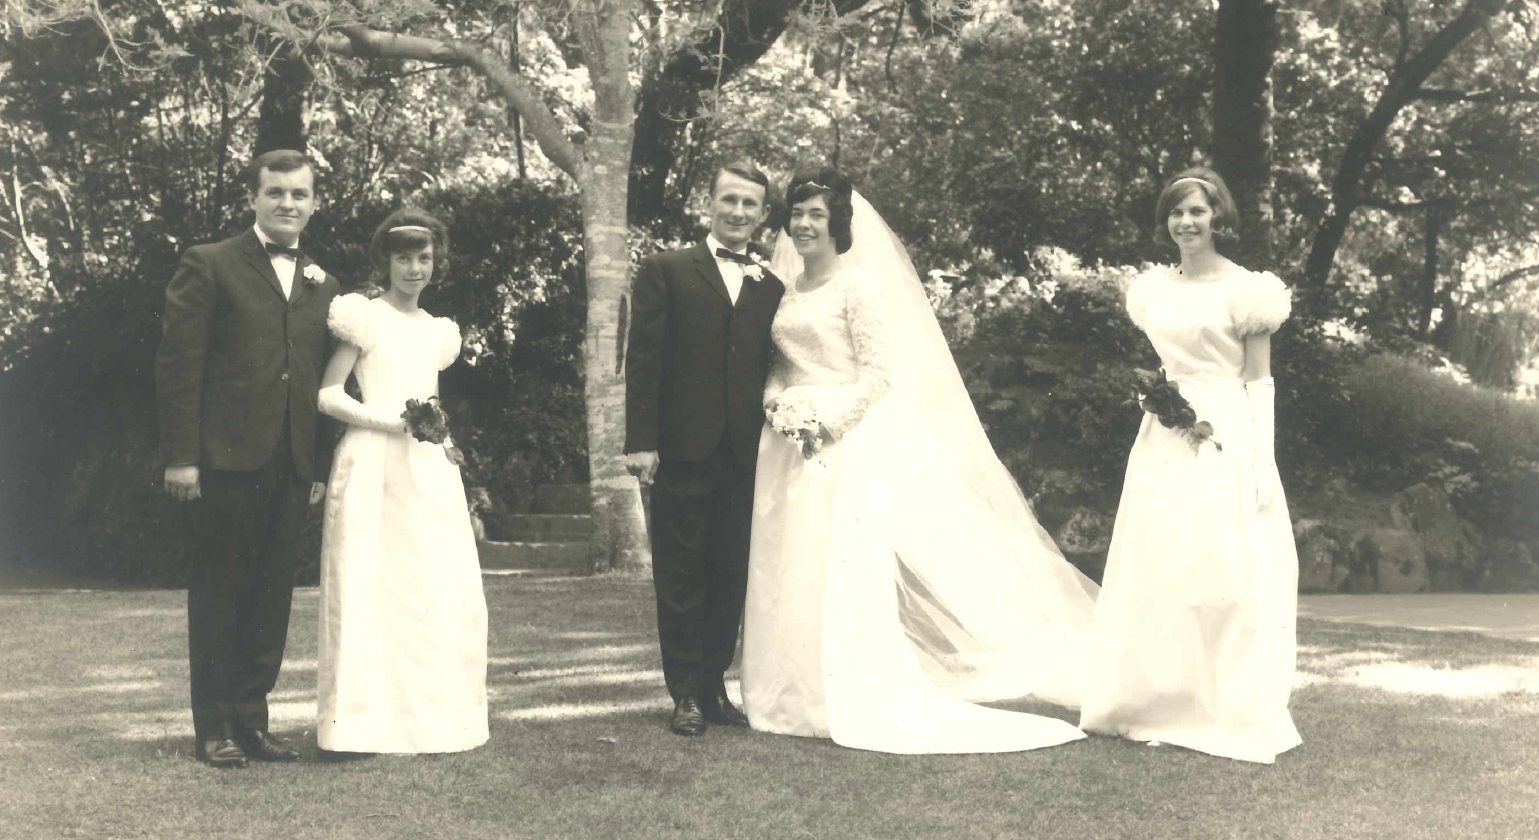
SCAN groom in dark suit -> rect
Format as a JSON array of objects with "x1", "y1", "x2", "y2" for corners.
[
  {"x1": 156, "y1": 149, "x2": 339, "y2": 768},
  {"x1": 625, "y1": 162, "x2": 784, "y2": 736}
]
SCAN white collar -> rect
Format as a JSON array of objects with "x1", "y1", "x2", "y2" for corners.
[
  {"x1": 253, "y1": 224, "x2": 299, "y2": 255},
  {"x1": 706, "y1": 234, "x2": 747, "y2": 259}
]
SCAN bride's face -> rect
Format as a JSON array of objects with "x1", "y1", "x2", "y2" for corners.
[{"x1": 789, "y1": 195, "x2": 835, "y2": 259}]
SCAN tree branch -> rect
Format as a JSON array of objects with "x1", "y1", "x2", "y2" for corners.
[
  {"x1": 1415, "y1": 86, "x2": 1539, "y2": 102},
  {"x1": 1491, "y1": 264, "x2": 1539, "y2": 291},
  {"x1": 231, "y1": 3, "x2": 585, "y2": 182}
]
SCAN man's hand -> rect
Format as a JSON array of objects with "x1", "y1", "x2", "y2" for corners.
[
  {"x1": 164, "y1": 464, "x2": 201, "y2": 502},
  {"x1": 309, "y1": 482, "x2": 326, "y2": 505},
  {"x1": 625, "y1": 451, "x2": 661, "y2": 486}
]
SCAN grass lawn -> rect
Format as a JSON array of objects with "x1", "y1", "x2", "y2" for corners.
[{"x1": 2, "y1": 574, "x2": 1537, "y2": 840}]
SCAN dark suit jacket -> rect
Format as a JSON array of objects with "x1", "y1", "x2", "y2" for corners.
[
  {"x1": 624, "y1": 241, "x2": 784, "y2": 467},
  {"x1": 155, "y1": 228, "x2": 340, "y2": 483}
]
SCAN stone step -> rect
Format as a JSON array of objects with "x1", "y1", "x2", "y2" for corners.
[
  {"x1": 477, "y1": 540, "x2": 591, "y2": 572},
  {"x1": 486, "y1": 513, "x2": 594, "y2": 543},
  {"x1": 534, "y1": 483, "x2": 591, "y2": 515}
]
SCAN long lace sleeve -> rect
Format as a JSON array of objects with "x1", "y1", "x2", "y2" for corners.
[
  {"x1": 824, "y1": 270, "x2": 896, "y2": 438},
  {"x1": 763, "y1": 351, "x2": 790, "y2": 409}
]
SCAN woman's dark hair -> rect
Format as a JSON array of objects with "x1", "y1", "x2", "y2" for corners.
[
  {"x1": 782, "y1": 166, "x2": 855, "y2": 254},
  {"x1": 1153, "y1": 166, "x2": 1239, "y2": 247},
  {"x1": 369, "y1": 207, "x2": 450, "y2": 285}
]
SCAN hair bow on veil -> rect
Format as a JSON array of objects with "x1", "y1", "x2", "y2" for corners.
[{"x1": 770, "y1": 190, "x2": 1099, "y2": 707}]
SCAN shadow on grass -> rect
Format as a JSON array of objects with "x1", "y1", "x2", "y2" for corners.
[{"x1": 2, "y1": 575, "x2": 1538, "y2": 840}]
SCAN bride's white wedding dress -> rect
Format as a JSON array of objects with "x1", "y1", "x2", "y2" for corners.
[
  {"x1": 740, "y1": 196, "x2": 1099, "y2": 754},
  {"x1": 316, "y1": 294, "x2": 488, "y2": 754}
]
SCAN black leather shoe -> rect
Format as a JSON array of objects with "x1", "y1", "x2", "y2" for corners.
[
  {"x1": 236, "y1": 729, "x2": 301, "y2": 762},
  {"x1": 702, "y1": 688, "x2": 749, "y2": 727},
  {"x1": 195, "y1": 738, "x2": 249, "y2": 769},
  {"x1": 670, "y1": 696, "x2": 707, "y2": 737}
]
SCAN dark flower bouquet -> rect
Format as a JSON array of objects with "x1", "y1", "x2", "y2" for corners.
[
  {"x1": 1127, "y1": 368, "x2": 1222, "y2": 453},
  {"x1": 402, "y1": 397, "x2": 466, "y2": 465}
]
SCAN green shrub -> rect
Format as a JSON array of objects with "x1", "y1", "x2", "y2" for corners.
[
  {"x1": 1339, "y1": 352, "x2": 1539, "y2": 539},
  {"x1": 0, "y1": 180, "x2": 588, "y2": 584}
]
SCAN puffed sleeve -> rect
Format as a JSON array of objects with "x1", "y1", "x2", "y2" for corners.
[
  {"x1": 327, "y1": 293, "x2": 377, "y2": 352},
  {"x1": 824, "y1": 268, "x2": 897, "y2": 439},
  {"x1": 436, "y1": 317, "x2": 463, "y2": 371},
  {"x1": 1125, "y1": 268, "x2": 1160, "y2": 331},
  {"x1": 1229, "y1": 270, "x2": 1292, "y2": 337}
]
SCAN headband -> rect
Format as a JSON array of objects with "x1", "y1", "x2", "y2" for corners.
[
  {"x1": 1171, "y1": 177, "x2": 1217, "y2": 191},
  {"x1": 389, "y1": 225, "x2": 432, "y2": 234}
]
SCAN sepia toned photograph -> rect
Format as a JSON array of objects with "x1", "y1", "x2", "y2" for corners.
[{"x1": 1, "y1": 1, "x2": 1536, "y2": 837}]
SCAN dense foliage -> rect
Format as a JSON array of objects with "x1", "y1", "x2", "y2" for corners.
[{"x1": 3, "y1": 0, "x2": 1537, "y2": 585}]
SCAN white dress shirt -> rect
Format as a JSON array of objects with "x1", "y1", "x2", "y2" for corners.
[
  {"x1": 706, "y1": 234, "x2": 747, "y2": 305},
  {"x1": 253, "y1": 225, "x2": 298, "y2": 300}
]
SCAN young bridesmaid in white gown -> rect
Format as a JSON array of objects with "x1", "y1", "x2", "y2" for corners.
[
  {"x1": 1079, "y1": 167, "x2": 1302, "y2": 764},
  {"x1": 314, "y1": 209, "x2": 489, "y2": 754}
]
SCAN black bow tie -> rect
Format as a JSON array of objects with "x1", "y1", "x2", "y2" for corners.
[
  {"x1": 264, "y1": 241, "x2": 303, "y2": 259},
  {"x1": 715, "y1": 247, "x2": 754, "y2": 266}
]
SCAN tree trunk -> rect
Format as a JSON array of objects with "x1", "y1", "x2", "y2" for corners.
[
  {"x1": 576, "y1": 0, "x2": 650, "y2": 572},
  {"x1": 1212, "y1": 0, "x2": 1277, "y2": 270},
  {"x1": 255, "y1": 42, "x2": 309, "y2": 154},
  {"x1": 1417, "y1": 207, "x2": 1444, "y2": 339},
  {"x1": 629, "y1": 0, "x2": 877, "y2": 227},
  {"x1": 1303, "y1": 0, "x2": 1510, "y2": 287}
]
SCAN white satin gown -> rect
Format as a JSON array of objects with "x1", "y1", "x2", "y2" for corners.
[
  {"x1": 741, "y1": 265, "x2": 1093, "y2": 754},
  {"x1": 1079, "y1": 266, "x2": 1302, "y2": 764},
  {"x1": 316, "y1": 294, "x2": 489, "y2": 754}
]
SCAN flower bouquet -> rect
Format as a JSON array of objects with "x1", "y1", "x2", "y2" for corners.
[
  {"x1": 767, "y1": 397, "x2": 830, "y2": 463},
  {"x1": 1127, "y1": 368, "x2": 1222, "y2": 453},
  {"x1": 402, "y1": 397, "x2": 466, "y2": 465}
]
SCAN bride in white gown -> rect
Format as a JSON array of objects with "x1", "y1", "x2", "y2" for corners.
[{"x1": 740, "y1": 168, "x2": 1100, "y2": 754}]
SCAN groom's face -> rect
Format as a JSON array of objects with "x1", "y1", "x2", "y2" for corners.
[
  {"x1": 709, "y1": 172, "x2": 768, "y2": 251},
  {"x1": 248, "y1": 165, "x2": 316, "y2": 246}
]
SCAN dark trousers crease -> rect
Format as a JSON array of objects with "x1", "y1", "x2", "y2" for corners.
[
  {"x1": 649, "y1": 438, "x2": 755, "y2": 701},
  {"x1": 185, "y1": 425, "x2": 307, "y2": 740}
]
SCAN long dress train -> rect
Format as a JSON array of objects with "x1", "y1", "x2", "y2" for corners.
[{"x1": 742, "y1": 265, "x2": 1095, "y2": 754}]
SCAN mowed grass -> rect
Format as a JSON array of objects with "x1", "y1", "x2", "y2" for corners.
[{"x1": 1, "y1": 575, "x2": 1537, "y2": 840}]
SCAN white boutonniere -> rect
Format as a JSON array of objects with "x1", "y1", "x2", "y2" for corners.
[
  {"x1": 743, "y1": 253, "x2": 771, "y2": 283},
  {"x1": 302, "y1": 263, "x2": 327, "y2": 286}
]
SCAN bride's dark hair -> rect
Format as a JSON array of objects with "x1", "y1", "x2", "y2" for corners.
[{"x1": 782, "y1": 167, "x2": 855, "y2": 254}]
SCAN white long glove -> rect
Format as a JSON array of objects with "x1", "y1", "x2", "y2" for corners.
[
  {"x1": 1244, "y1": 377, "x2": 1283, "y2": 511},
  {"x1": 317, "y1": 384, "x2": 408, "y2": 433}
]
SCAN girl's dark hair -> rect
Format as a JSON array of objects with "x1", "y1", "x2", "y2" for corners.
[
  {"x1": 369, "y1": 208, "x2": 450, "y2": 285},
  {"x1": 1153, "y1": 166, "x2": 1240, "y2": 247},
  {"x1": 782, "y1": 166, "x2": 855, "y2": 254}
]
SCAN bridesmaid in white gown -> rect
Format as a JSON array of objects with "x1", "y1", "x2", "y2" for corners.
[
  {"x1": 314, "y1": 209, "x2": 488, "y2": 754},
  {"x1": 1079, "y1": 167, "x2": 1302, "y2": 764},
  {"x1": 741, "y1": 168, "x2": 1099, "y2": 755}
]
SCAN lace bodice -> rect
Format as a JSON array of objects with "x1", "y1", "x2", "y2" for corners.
[
  {"x1": 763, "y1": 265, "x2": 895, "y2": 438},
  {"x1": 327, "y1": 294, "x2": 461, "y2": 405},
  {"x1": 1125, "y1": 265, "x2": 1291, "y2": 382}
]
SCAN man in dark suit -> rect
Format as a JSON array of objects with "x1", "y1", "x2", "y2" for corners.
[
  {"x1": 625, "y1": 161, "x2": 784, "y2": 737},
  {"x1": 156, "y1": 149, "x2": 339, "y2": 768}
]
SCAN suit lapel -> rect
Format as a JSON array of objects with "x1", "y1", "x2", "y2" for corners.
[
  {"x1": 289, "y1": 253, "x2": 313, "y2": 308},
  {"x1": 241, "y1": 229, "x2": 288, "y2": 303},
  {"x1": 689, "y1": 242, "x2": 733, "y2": 307}
]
